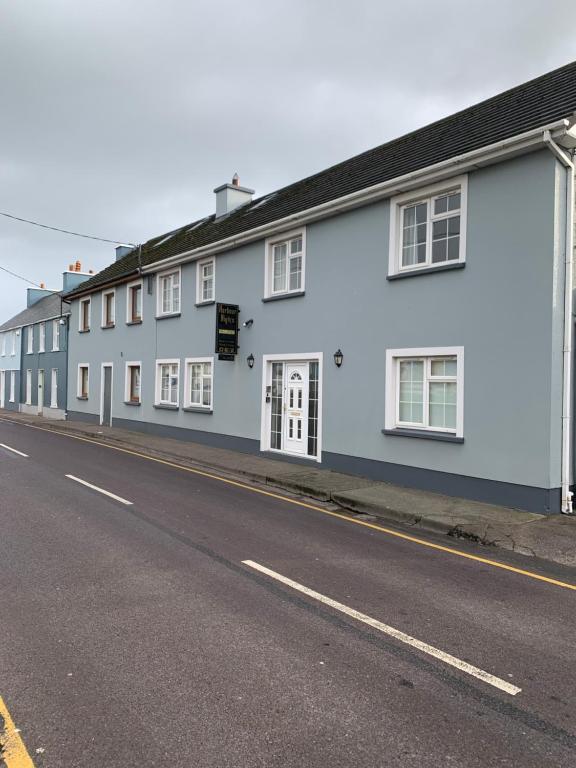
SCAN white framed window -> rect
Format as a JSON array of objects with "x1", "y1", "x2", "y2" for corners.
[
  {"x1": 77, "y1": 364, "x2": 89, "y2": 399},
  {"x1": 196, "y1": 259, "x2": 215, "y2": 304},
  {"x1": 184, "y1": 357, "x2": 213, "y2": 409},
  {"x1": 79, "y1": 298, "x2": 91, "y2": 331},
  {"x1": 9, "y1": 371, "x2": 15, "y2": 402},
  {"x1": 11, "y1": 331, "x2": 17, "y2": 356},
  {"x1": 50, "y1": 368, "x2": 58, "y2": 408},
  {"x1": 26, "y1": 326, "x2": 33, "y2": 354},
  {"x1": 385, "y1": 347, "x2": 464, "y2": 437},
  {"x1": 157, "y1": 269, "x2": 181, "y2": 316},
  {"x1": 125, "y1": 362, "x2": 142, "y2": 403},
  {"x1": 126, "y1": 280, "x2": 143, "y2": 323},
  {"x1": 39, "y1": 322, "x2": 45, "y2": 353},
  {"x1": 155, "y1": 359, "x2": 179, "y2": 406},
  {"x1": 388, "y1": 177, "x2": 467, "y2": 276},
  {"x1": 25, "y1": 369, "x2": 32, "y2": 405},
  {"x1": 101, "y1": 289, "x2": 116, "y2": 327},
  {"x1": 1, "y1": 334, "x2": 5, "y2": 356},
  {"x1": 52, "y1": 319, "x2": 60, "y2": 351},
  {"x1": 264, "y1": 229, "x2": 306, "y2": 297}
]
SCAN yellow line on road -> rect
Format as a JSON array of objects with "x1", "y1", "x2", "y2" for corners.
[
  {"x1": 0, "y1": 696, "x2": 35, "y2": 767},
  {"x1": 4, "y1": 418, "x2": 576, "y2": 593}
]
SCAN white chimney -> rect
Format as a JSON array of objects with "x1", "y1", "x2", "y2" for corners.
[{"x1": 214, "y1": 174, "x2": 254, "y2": 218}]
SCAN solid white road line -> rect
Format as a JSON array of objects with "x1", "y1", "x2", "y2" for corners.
[
  {"x1": 0, "y1": 443, "x2": 29, "y2": 457},
  {"x1": 242, "y1": 559, "x2": 522, "y2": 696},
  {"x1": 65, "y1": 474, "x2": 133, "y2": 505}
]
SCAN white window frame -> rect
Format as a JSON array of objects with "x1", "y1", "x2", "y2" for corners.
[
  {"x1": 125, "y1": 361, "x2": 142, "y2": 403},
  {"x1": 385, "y1": 347, "x2": 464, "y2": 437},
  {"x1": 126, "y1": 279, "x2": 144, "y2": 323},
  {"x1": 101, "y1": 289, "x2": 116, "y2": 328},
  {"x1": 184, "y1": 357, "x2": 214, "y2": 410},
  {"x1": 156, "y1": 268, "x2": 181, "y2": 317},
  {"x1": 77, "y1": 364, "x2": 90, "y2": 399},
  {"x1": 0, "y1": 334, "x2": 5, "y2": 356},
  {"x1": 52, "y1": 319, "x2": 60, "y2": 351},
  {"x1": 11, "y1": 331, "x2": 17, "y2": 356},
  {"x1": 155, "y1": 358, "x2": 180, "y2": 406},
  {"x1": 25, "y1": 369, "x2": 32, "y2": 405},
  {"x1": 79, "y1": 298, "x2": 91, "y2": 331},
  {"x1": 388, "y1": 176, "x2": 468, "y2": 277},
  {"x1": 39, "y1": 322, "x2": 45, "y2": 353},
  {"x1": 264, "y1": 228, "x2": 306, "y2": 298},
  {"x1": 9, "y1": 371, "x2": 15, "y2": 402},
  {"x1": 26, "y1": 326, "x2": 33, "y2": 354},
  {"x1": 50, "y1": 368, "x2": 58, "y2": 408},
  {"x1": 196, "y1": 258, "x2": 215, "y2": 304}
]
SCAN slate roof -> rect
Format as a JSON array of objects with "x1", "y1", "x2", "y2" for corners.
[
  {"x1": 0, "y1": 293, "x2": 67, "y2": 332},
  {"x1": 67, "y1": 59, "x2": 576, "y2": 298}
]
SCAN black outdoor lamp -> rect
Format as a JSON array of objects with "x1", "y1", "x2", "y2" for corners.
[
  {"x1": 333, "y1": 349, "x2": 344, "y2": 368},
  {"x1": 247, "y1": 353, "x2": 255, "y2": 369}
]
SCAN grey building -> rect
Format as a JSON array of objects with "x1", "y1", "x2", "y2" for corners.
[
  {"x1": 0, "y1": 267, "x2": 91, "y2": 419},
  {"x1": 65, "y1": 60, "x2": 576, "y2": 514}
]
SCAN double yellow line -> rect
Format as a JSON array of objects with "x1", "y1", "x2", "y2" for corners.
[
  {"x1": 0, "y1": 696, "x2": 34, "y2": 767},
  {"x1": 8, "y1": 418, "x2": 576, "y2": 593}
]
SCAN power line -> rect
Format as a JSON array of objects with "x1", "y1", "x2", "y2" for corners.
[
  {"x1": 0, "y1": 264, "x2": 46, "y2": 289},
  {"x1": 0, "y1": 210, "x2": 136, "y2": 247}
]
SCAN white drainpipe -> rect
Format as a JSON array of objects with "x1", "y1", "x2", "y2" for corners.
[{"x1": 544, "y1": 130, "x2": 575, "y2": 514}]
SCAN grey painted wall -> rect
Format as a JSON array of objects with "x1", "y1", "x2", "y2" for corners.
[
  {"x1": 67, "y1": 149, "x2": 564, "y2": 506},
  {"x1": 21, "y1": 317, "x2": 69, "y2": 414}
]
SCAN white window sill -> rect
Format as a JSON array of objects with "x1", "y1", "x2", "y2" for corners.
[
  {"x1": 155, "y1": 313, "x2": 181, "y2": 320},
  {"x1": 153, "y1": 402, "x2": 179, "y2": 410},
  {"x1": 183, "y1": 406, "x2": 213, "y2": 414}
]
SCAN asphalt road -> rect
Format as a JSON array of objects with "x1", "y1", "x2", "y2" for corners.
[{"x1": 1, "y1": 418, "x2": 575, "y2": 767}]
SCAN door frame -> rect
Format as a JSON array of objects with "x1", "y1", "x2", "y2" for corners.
[
  {"x1": 100, "y1": 362, "x2": 113, "y2": 426},
  {"x1": 37, "y1": 369, "x2": 44, "y2": 415},
  {"x1": 260, "y1": 352, "x2": 323, "y2": 462}
]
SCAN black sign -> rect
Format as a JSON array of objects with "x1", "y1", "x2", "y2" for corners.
[{"x1": 215, "y1": 303, "x2": 239, "y2": 358}]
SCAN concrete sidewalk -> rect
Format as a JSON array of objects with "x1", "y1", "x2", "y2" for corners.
[{"x1": 3, "y1": 409, "x2": 576, "y2": 567}]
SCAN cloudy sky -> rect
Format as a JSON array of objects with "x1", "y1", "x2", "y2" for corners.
[{"x1": 1, "y1": 0, "x2": 575, "y2": 319}]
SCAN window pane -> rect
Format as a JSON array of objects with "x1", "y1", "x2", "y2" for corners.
[
  {"x1": 415, "y1": 202, "x2": 427, "y2": 223},
  {"x1": 403, "y1": 206, "x2": 415, "y2": 226},
  {"x1": 398, "y1": 360, "x2": 424, "y2": 424},
  {"x1": 290, "y1": 237, "x2": 302, "y2": 254},
  {"x1": 429, "y1": 382, "x2": 457, "y2": 429},
  {"x1": 448, "y1": 192, "x2": 461, "y2": 211},
  {"x1": 447, "y1": 236, "x2": 460, "y2": 261},
  {"x1": 432, "y1": 219, "x2": 447, "y2": 239},
  {"x1": 448, "y1": 216, "x2": 460, "y2": 236},
  {"x1": 273, "y1": 244, "x2": 287, "y2": 292},
  {"x1": 434, "y1": 195, "x2": 448, "y2": 215},
  {"x1": 432, "y1": 240, "x2": 447, "y2": 263},
  {"x1": 289, "y1": 255, "x2": 302, "y2": 291}
]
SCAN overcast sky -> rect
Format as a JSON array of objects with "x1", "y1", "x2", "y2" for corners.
[{"x1": 1, "y1": 0, "x2": 575, "y2": 319}]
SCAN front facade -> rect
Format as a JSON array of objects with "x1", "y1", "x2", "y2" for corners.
[
  {"x1": 0, "y1": 325, "x2": 22, "y2": 412},
  {"x1": 66, "y1": 62, "x2": 576, "y2": 514}
]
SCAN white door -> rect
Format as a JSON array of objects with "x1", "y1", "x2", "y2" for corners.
[
  {"x1": 37, "y1": 369, "x2": 44, "y2": 415},
  {"x1": 283, "y1": 364, "x2": 309, "y2": 455},
  {"x1": 0, "y1": 371, "x2": 5, "y2": 409},
  {"x1": 50, "y1": 369, "x2": 58, "y2": 408}
]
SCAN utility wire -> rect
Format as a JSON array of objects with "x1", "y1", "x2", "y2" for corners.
[
  {"x1": 0, "y1": 210, "x2": 137, "y2": 247},
  {"x1": 0, "y1": 264, "x2": 46, "y2": 289}
]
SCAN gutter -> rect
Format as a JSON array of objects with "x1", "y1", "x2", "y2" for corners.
[
  {"x1": 543, "y1": 130, "x2": 576, "y2": 514},
  {"x1": 140, "y1": 118, "x2": 571, "y2": 273}
]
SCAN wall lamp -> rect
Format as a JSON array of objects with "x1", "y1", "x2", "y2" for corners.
[
  {"x1": 247, "y1": 353, "x2": 255, "y2": 369},
  {"x1": 242, "y1": 318, "x2": 254, "y2": 328},
  {"x1": 333, "y1": 349, "x2": 344, "y2": 368}
]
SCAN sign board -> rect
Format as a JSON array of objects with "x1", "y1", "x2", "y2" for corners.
[{"x1": 215, "y1": 303, "x2": 239, "y2": 359}]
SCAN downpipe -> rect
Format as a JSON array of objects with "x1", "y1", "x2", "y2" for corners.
[{"x1": 544, "y1": 131, "x2": 575, "y2": 514}]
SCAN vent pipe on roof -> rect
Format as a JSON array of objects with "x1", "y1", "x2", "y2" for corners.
[{"x1": 214, "y1": 174, "x2": 254, "y2": 218}]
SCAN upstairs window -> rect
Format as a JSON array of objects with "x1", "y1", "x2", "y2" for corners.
[
  {"x1": 127, "y1": 281, "x2": 143, "y2": 323},
  {"x1": 388, "y1": 177, "x2": 467, "y2": 276},
  {"x1": 39, "y1": 322, "x2": 45, "y2": 353},
  {"x1": 265, "y1": 230, "x2": 306, "y2": 297},
  {"x1": 1, "y1": 334, "x2": 5, "y2": 356},
  {"x1": 157, "y1": 269, "x2": 181, "y2": 316},
  {"x1": 79, "y1": 298, "x2": 91, "y2": 331},
  {"x1": 52, "y1": 319, "x2": 60, "y2": 351},
  {"x1": 11, "y1": 331, "x2": 16, "y2": 355},
  {"x1": 26, "y1": 326, "x2": 33, "y2": 354},
  {"x1": 197, "y1": 259, "x2": 215, "y2": 304},
  {"x1": 102, "y1": 290, "x2": 115, "y2": 328}
]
